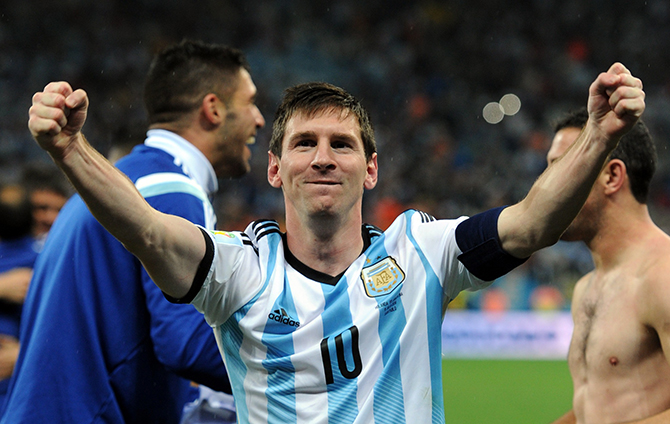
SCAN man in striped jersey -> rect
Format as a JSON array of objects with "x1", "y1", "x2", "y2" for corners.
[
  {"x1": 26, "y1": 62, "x2": 644, "y2": 423},
  {"x1": 3, "y1": 40, "x2": 264, "y2": 423}
]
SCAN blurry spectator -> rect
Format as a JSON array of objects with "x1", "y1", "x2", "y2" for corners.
[
  {"x1": 0, "y1": 184, "x2": 39, "y2": 413},
  {"x1": 20, "y1": 163, "x2": 72, "y2": 243}
]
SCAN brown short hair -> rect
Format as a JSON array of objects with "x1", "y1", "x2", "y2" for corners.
[{"x1": 269, "y1": 82, "x2": 376, "y2": 161}]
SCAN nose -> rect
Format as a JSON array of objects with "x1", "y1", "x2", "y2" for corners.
[
  {"x1": 254, "y1": 106, "x2": 265, "y2": 129},
  {"x1": 311, "y1": 140, "x2": 336, "y2": 171}
]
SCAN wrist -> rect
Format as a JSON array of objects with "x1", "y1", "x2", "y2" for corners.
[{"x1": 582, "y1": 119, "x2": 619, "y2": 152}]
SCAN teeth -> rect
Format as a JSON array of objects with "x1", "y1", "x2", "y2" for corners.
[{"x1": 245, "y1": 136, "x2": 256, "y2": 145}]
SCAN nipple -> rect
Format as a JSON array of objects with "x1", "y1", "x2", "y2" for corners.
[{"x1": 609, "y1": 356, "x2": 619, "y2": 366}]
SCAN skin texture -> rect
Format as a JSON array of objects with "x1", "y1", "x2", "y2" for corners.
[
  {"x1": 201, "y1": 69, "x2": 265, "y2": 178},
  {"x1": 155, "y1": 68, "x2": 265, "y2": 178},
  {"x1": 267, "y1": 110, "x2": 378, "y2": 277},
  {"x1": 497, "y1": 64, "x2": 644, "y2": 260},
  {"x1": 548, "y1": 128, "x2": 670, "y2": 424}
]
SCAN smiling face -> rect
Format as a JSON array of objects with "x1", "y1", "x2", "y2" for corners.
[
  {"x1": 267, "y1": 109, "x2": 378, "y2": 223},
  {"x1": 212, "y1": 69, "x2": 265, "y2": 177}
]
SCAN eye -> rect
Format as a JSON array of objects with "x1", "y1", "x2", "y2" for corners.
[
  {"x1": 294, "y1": 139, "x2": 315, "y2": 148},
  {"x1": 332, "y1": 140, "x2": 352, "y2": 150}
]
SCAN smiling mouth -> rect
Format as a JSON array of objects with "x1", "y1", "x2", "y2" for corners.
[
  {"x1": 245, "y1": 136, "x2": 256, "y2": 145},
  {"x1": 308, "y1": 181, "x2": 339, "y2": 185}
]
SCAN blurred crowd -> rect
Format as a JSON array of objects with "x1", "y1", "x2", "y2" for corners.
[{"x1": 2, "y1": 0, "x2": 670, "y2": 311}]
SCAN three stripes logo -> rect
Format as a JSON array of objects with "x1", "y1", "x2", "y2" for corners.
[{"x1": 268, "y1": 308, "x2": 300, "y2": 328}]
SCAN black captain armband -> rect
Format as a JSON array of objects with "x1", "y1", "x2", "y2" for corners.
[
  {"x1": 455, "y1": 206, "x2": 528, "y2": 281},
  {"x1": 164, "y1": 226, "x2": 215, "y2": 304}
]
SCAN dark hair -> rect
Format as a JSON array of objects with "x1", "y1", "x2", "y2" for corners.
[
  {"x1": 553, "y1": 107, "x2": 656, "y2": 204},
  {"x1": 269, "y1": 82, "x2": 377, "y2": 161},
  {"x1": 21, "y1": 162, "x2": 72, "y2": 199},
  {"x1": 0, "y1": 185, "x2": 33, "y2": 240},
  {"x1": 143, "y1": 39, "x2": 250, "y2": 125}
]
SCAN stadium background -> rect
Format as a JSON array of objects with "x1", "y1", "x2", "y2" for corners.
[{"x1": 1, "y1": 1, "x2": 668, "y2": 421}]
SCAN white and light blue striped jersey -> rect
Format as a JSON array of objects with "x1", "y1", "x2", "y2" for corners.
[{"x1": 190, "y1": 209, "x2": 499, "y2": 424}]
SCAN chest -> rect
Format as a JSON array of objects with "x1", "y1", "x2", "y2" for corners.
[
  {"x1": 256, "y1": 256, "x2": 420, "y2": 335},
  {"x1": 228, "y1": 253, "x2": 445, "y2": 368},
  {"x1": 568, "y1": 275, "x2": 657, "y2": 373}
]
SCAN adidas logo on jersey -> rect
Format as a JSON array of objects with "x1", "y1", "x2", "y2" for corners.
[{"x1": 268, "y1": 308, "x2": 300, "y2": 327}]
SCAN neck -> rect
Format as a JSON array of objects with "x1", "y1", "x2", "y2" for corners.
[
  {"x1": 588, "y1": 202, "x2": 655, "y2": 270},
  {"x1": 284, "y1": 209, "x2": 364, "y2": 277}
]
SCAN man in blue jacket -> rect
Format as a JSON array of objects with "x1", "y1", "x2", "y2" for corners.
[{"x1": 1, "y1": 39, "x2": 265, "y2": 423}]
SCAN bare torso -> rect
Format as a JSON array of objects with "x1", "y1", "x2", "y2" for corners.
[{"x1": 568, "y1": 244, "x2": 670, "y2": 424}]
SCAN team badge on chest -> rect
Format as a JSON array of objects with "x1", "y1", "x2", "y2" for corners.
[{"x1": 360, "y1": 256, "x2": 405, "y2": 298}]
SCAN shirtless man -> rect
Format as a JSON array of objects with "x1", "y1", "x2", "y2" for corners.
[{"x1": 548, "y1": 108, "x2": 670, "y2": 424}]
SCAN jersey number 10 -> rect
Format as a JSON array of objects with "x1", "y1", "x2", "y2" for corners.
[{"x1": 320, "y1": 325, "x2": 363, "y2": 384}]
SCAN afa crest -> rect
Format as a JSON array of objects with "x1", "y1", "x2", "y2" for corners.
[{"x1": 361, "y1": 257, "x2": 405, "y2": 298}]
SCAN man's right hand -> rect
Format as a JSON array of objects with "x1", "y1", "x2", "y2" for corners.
[
  {"x1": 28, "y1": 82, "x2": 89, "y2": 161},
  {"x1": 586, "y1": 62, "x2": 645, "y2": 146}
]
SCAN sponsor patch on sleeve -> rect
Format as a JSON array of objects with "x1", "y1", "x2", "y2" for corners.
[{"x1": 213, "y1": 231, "x2": 244, "y2": 247}]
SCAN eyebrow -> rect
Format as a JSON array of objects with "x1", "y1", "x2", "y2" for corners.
[{"x1": 288, "y1": 131, "x2": 358, "y2": 143}]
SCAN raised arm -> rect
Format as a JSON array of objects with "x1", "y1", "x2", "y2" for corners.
[
  {"x1": 498, "y1": 63, "x2": 645, "y2": 258},
  {"x1": 28, "y1": 82, "x2": 205, "y2": 298}
]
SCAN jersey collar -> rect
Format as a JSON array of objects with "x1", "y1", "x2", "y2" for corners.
[
  {"x1": 282, "y1": 224, "x2": 380, "y2": 286},
  {"x1": 144, "y1": 129, "x2": 219, "y2": 196}
]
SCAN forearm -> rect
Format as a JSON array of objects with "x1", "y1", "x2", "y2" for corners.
[
  {"x1": 497, "y1": 63, "x2": 644, "y2": 258},
  {"x1": 55, "y1": 134, "x2": 154, "y2": 249},
  {"x1": 54, "y1": 134, "x2": 204, "y2": 298},
  {"x1": 28, "y1": 83, "x2": 205, "y2": 297},
  {"x1": 500, "y1": 122, "x2": 614, "y2": 257}
]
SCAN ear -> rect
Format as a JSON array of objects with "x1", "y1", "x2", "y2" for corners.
[
  {"x1": 268, "y1": 151, "x2": 282, "y2": 188},
  {"x1": 364, "y1": 153, "x2": 379, "y2": 190},
  {"x1": 602, "y1": 159, "x2": 627, "y2": 196},
  {"x1": 201, "y1": 93, "x2": 225, "y2": 126}
]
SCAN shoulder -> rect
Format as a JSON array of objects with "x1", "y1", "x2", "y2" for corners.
[
  {"x1": 210, "y1": 219, "x2": 280, "y2": 252},
  {"x1": 636, "y1": 231, "x2": 670, "y2": 326},
  {"x1": 570, "y1": 272, "x2": 593, "y2": 310},
  {"x1": 115, "y1": 145, "x2": 184, "y2": 182},
  {"x1": 118, "y1": 148, "x2": 210, "y2": 217},
  {"x1": 378, "y1": 209, "x2": 464, "y2": 252},
  {"x1": 247, "y1": 219, "x2": 282, "y2": 241},
  {"x1": 384, "y1": 208, "x2": 464, "y2": 232}
]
